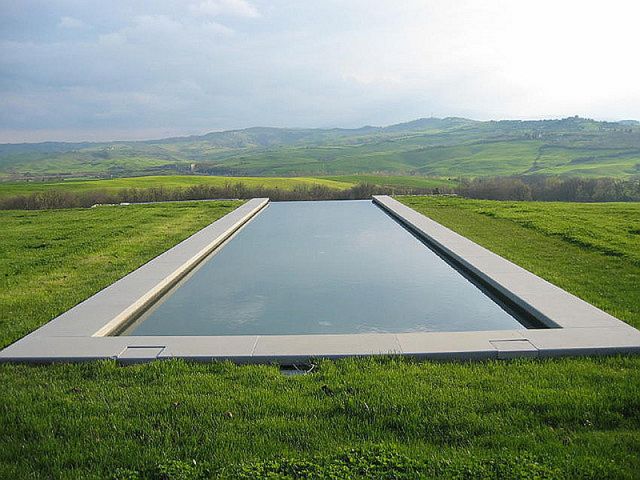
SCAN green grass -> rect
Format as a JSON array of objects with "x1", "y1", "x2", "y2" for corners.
[
  {"x1": 321, "y1": 174, "x2": 457, "y2": 190},
  {"x1": 427, "y1": 199, "x2": 640, "y2": 264},
  {"x1": 2, "y1": 117, "x2": 640, "y2": 179},
  {"x1": 3, "y1": 357, "x2": 640, "y2": 479},
  {"x1": 0, "y1": 201, "x2": 243, "y2": 348},
  {"x1": 1, "y1": 198, "x2": 640, "y2": 478},
  {"x1": 161, "y1": 137, "x2": 640, "y2": 177},
  {"x1": 0, "y1": 174, "x2": 455, "y2": 203},
  {"x1": 0, "y1": 175, "x2": 354, "y2": 199}
]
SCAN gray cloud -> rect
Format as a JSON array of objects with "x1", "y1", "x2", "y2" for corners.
[{"x1": 1, "y1": 0, "x2": 639, "y2": 142}]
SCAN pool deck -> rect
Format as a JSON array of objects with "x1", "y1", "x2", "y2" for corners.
[{"x1": 1, "y1": 195, "x2": 639, "y2": 364}]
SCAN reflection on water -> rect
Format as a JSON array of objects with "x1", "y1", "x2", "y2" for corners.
[{"x1": 125, "y1": 200, "x2": 526, "y2": 336}]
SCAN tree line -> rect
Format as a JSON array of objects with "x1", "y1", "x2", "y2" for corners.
[
  {"x1": 0, "y1": 182, "x2": 443, "y2": 210},
  {"x1": 457, "y1": 176, "x2": 640, "y2": 202},
  {"x1": 1, "y1": 176, "x2": 638, "y2": 210}
]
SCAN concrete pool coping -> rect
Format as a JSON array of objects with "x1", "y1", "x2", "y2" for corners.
[{"x1": 1, "y1": 195, "x2": 639, "y2": 364}]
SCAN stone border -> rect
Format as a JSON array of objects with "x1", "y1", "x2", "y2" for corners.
[{"x1": 1, "y1": 195, "x2": 639, "y2": 364}]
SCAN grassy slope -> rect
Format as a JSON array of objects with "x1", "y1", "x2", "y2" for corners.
[
  {"x1": 0, "y1": 199, "x2": 639, "y2": 478},
  {"x1": 0, "y1": 152, "x2": 175, "y2": 177},
  {"x1": 159, "y1": 138, "x2": 640, "y2": 177},
  {"x1": 189, "y1": 140, "x2": 550, "y2": 177},
  {"x1": 0, "y1": 175, "x2": 354, "y2": 199},
  {"x1": 0, "y1": 174, "x2": 457, "y2": 201},
  {"x1": 434, "y1": 199, "x2": 640, "y2": 264},
  {"x1": 321, "y1": 174, "x2": 457, "y2": 190},
  {"x1": 3, "y1": 121, "x2": 640, "y2": 179}
]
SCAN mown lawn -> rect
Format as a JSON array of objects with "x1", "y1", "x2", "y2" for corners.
[
  {"x1": 1, "y1": 198, "x2": 639, "y2": 479},
  {"x1": 0, "y1": 201, "x2": 243, "y2": 348}
]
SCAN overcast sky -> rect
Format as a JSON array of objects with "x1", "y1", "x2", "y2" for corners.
[{"x1": 1, "y1": 0, "x2": 639, "y2": 142}]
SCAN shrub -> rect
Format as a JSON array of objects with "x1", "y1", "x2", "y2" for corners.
[{"x1": 457, "y1": 176, "x2": 640, "y2": 202}]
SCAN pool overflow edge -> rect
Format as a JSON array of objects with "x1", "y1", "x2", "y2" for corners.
[{"x1": 1, "y1": 195, "x2": 639, "y2": 364}]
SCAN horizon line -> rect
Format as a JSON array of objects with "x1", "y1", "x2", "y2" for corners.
[{"x1": 1, "y1": 115, "x2": 638, "y2": 146}]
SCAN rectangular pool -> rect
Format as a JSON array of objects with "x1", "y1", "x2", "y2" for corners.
[{"x1": 122, "y1": 200, "x2": 534, "y2": 336}]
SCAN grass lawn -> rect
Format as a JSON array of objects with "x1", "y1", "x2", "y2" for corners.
[
  {"x1": 1, "y1": 198, "x2": 639, "y2": 479},
  {"x1": 0, "y1": 201, "x2": 243, "y2": 348}
]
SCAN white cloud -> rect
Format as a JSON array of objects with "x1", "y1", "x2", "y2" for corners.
[
  {"x1": 190, "y1": 0, "x2": 259, "y2": 18},
  {"x1": 57, "y1": 16, "x2": 87, "y2": 29}
]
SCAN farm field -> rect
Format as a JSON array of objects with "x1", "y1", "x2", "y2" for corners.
[
  {"x1": 0, "y1": 175, "x2": 354, "y2": 199},
  {"x1": 321, "y1": 174, "x2": 457, "y2": 190},
  {"x1": 0, "y1": 174, "x2": 459, "y2": 201},
  {"x1": 0, "y1": 198, "x2": 639, "y2": 478}
]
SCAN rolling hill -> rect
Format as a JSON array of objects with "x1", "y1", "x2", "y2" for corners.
[{"x1": 1, "y1": 116, "x2": 639, "y2": 180}]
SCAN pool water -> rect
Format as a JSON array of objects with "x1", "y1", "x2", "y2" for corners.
[{"x1": 124, "y1": 200, "x2": 528, "y2": 336}]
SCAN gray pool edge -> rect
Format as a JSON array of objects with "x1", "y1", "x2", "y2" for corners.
[{"x1": 1, "y1": 195, "x2": 639, "y2": 364}]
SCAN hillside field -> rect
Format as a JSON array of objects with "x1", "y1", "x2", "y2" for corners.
[
  {"x1": 321, "y1": 174, "x2": 457, "y2": 190},
  {"x1": 0, "y1": 175, "x2": 351, "y2": 199},
  {"x1": 1, "y1": 198, "x2": 639, "y2": 478},
  {"x1": 0, "y1": 174, "x2": 455, "y2": 200},
  {"x1": 2, "y1": 117, "x2": 640, "y2": 179}
]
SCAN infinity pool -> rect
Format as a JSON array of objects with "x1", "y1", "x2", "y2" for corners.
[{"x1": 123, "y1": 200, "x2": 530, "y2": 336}]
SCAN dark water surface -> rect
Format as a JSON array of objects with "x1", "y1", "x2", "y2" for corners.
[{"x1": 125, "y1": 200, "x2": 526, "y2": 336}]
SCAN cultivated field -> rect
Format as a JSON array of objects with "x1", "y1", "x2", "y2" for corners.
[
  {"x1": 0, "y1": 174, "x2": 458, "y2": 200},
  {"x1": 321, "y1": 174, "x2": 457, "y2": 190},
  {"x1": 0, "y1": 175, "x2": 353, "y2": 199},
  {"x1": 0, "y1": 198, "x2": 639, "y2": 478}
]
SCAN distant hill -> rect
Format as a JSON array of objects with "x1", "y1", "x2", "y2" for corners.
[{"x1": 1, "y1": 116, "x2": 639, "y2": 180}]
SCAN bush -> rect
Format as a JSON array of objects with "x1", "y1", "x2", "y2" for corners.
[{"x1": 457, "y1": 176, "x2": 640, "y2": 202}]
